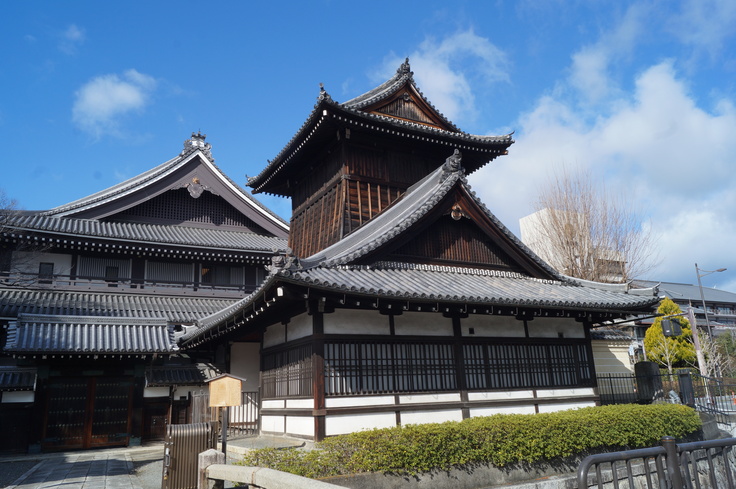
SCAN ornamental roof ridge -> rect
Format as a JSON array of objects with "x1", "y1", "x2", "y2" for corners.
[
  {"x1": 341, "y1": 58, "x2": 461, "y2": 133},
  {"x1": 180, "y1": 131, "x2": 215, "y2": 162}
]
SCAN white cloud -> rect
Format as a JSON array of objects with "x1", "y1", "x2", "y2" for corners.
[
  {"x1": 59, "y1": 24, "x2": 85, "y2": 55},
  {"x1": 72, "y1": 69, "x2": 157, "y2": 138},
  {"x1": 376, "y1": 29, "x2": 509, "y2": 124},
  {"x1": 669, "y1": 0, "x2": 736, "y2": 62},
  {"x1": 473, "y1": 58, "x2": 736, "y2": 287}
]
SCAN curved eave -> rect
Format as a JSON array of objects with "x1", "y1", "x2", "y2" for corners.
[
  {"x1": 3, "y1": 215, "x2": 288, "y2": 255},
  {"x1": 250, "y1": 100, "x2": 513, "y2": 196}
]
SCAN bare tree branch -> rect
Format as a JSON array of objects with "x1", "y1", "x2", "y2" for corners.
[{"x1": 525, "y1": 167, "x2": 659, "y2": 283}]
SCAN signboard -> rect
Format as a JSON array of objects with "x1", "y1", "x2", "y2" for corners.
[{"x1": 206, "y1": 374, "x2": 244, "y2": 407}]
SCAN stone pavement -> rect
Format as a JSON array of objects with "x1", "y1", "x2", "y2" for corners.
[{"x1": 5, "y1": 446, "x2": 160, "y2": 489}]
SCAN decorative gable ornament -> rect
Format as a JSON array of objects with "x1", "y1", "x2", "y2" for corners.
[{"x1": 181, "y1": 131, "x2": 214, "y2": 162}]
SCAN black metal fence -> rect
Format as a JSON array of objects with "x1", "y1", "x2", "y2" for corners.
[
  {"x1": 596, "y1": 369, "x2": 736, "y2": 425},
  {"x1": 577, "y1": 435, "x2": 736, "y2": 489}
]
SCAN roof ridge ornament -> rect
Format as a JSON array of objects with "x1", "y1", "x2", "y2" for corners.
[
  {"x1": 441, "y1": 149, "x2": 463, "y2": 177},
  {"x1": 181, "y1": 131, "x2": 214, "y2": 161},
  {"x1": 318, "y1": 83, "x2": 332, "y2": 103},
  {"x1": 268, "y1": 248, "x2": 301, "y2": 276},
  {"x1": 398, "y1": 57, "x2": 412, "y2": 77}
]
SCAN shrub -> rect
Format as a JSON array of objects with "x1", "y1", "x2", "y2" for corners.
[{"x1": 238, "y1": 404, "x2": 701, "y2": 478}]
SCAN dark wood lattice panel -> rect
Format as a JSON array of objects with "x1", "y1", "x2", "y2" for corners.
[
  {"x1": 261, "y1": 343, "x2": 314, "y2": 399},
  {"x1": 323, "y1": 338, "x2": 593, "y2": 396},
  {"x1": 388, "y1": 217, "x2": 520, "y2": 269},
  {"x1": 344, "y1": 180, "x2": 403, "y2": 234},
  {"x1": 373, "y1": 96, "x2": 437, "y2": 126},
  {"x1": 289, "y1": 184, "x2": 343, "y2": 258},
  {"x1": 110, "y1": 189, "x2": 265, "y2": 231},
  {"x1": 463, "y1": 342, "x2": 593, "y2": 390},
  {"x1": 325, "y1": 341, "x2": 457, "y2": 396}
]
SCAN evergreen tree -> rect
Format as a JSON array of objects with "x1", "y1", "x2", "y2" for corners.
[{"x1": 643, "y1": 298, "x2": 696, "y2": 374}]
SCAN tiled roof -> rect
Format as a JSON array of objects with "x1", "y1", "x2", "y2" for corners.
[
  {"x1": 145, "y1": 363, "x2": 221, "y2": 386},
  {"x1": 590, "y1": 327, "x2": 634, "y2": 341},
  {"x1": 5, "y1": 314, "x2": 178, "y2": 355},
  {"x1": 283, "y1": 263, "x2": 659, "y2": 311},
  {"x1": 4, "y1": 214, "x2": 287, "y2": 253},
  {"x1": 633, "y1": 280, "x2": 736, "y2": 304},
  {"x1": 40, "y1": 134, "x2": 288, "y2": 233},
  {"x1": 248, "y1": 63, "x2": 512, "y2": 193},
  {"x1": 0, "y1": 367, "x2": 37, "y2": 391},
  {"x1": 0, "y1": 288, "x2": 238, "y2": 322},
  {"x1": 342, "y1": 58, "x2": 461, "y2": 132}
]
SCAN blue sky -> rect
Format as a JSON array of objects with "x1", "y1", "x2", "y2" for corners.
[{"x1": 3, "y1": 1, "x2": 736, "y2": 291}]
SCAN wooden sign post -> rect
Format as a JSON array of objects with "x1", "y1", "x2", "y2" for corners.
[{"x1": 206, "y1": 374, "x2": 244, "y2": 457}]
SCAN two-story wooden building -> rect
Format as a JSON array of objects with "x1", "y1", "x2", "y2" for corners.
[
  {"x1": 180, "y1": 60, "x2": 659, "y2": 441},
  {"x1": 0, "y1": 132, "x2": 288, "y2": 452}
]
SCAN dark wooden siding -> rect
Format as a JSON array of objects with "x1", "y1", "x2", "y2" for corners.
[
  {"x1": 109, "y1": 189, "x2": 265, "y2": 232},
  {"x1": 289, "y1": 183, "x2": 344, "y2": 258},
  {"x1": 387, "y1": 217, "x2": 520, "y2": 270},
  {"x1": 373, "y1": 96, "x2": 437, "y2": 126}
]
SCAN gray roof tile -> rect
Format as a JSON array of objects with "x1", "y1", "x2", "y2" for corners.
[
  {"x1": 0, "y1": 367, "x2": 37, "y2": 391},
  {"x1": 145, "y1": 363, "x2": 222, "y2": 386},
  {"x1": 0, "y1": 288, "x2": 238, "y2": 322},
  {"x1": 6, "y1": 314, "x2": 178, "y2": 354},
  {"x1": 4, "y1": 214, "x2": 287, "y2": 253}
]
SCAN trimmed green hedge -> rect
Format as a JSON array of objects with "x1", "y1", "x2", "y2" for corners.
[{"x1": 239, "y1": 404, "x2": 701, "y2": 478}]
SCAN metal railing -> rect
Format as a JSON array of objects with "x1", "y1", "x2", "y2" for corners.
[
  {"x1": 162, "y1": 422, "x2": 217, "y2": 489},
  {"x1": 577, "y1": 436, "x2": 736, "y2": 489}
]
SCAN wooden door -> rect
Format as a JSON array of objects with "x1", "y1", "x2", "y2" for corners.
[{"x1": 43, "y1": 376, "x2": 133, "y2": 450}]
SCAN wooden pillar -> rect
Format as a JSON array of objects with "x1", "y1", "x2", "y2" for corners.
[
  {"x1": 452, "y1": 315, "x2": 469, "y2": 419},
  {"x1": 312, "y1": 307, "x2": 326, "y2": 441}
]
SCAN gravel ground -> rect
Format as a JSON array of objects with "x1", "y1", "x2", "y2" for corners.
[
  {"x1": 0, "y1": 459, "x2": 43, "y2": 487},
  {"x1": 129, "y1": 448, "x2": 164, "y2": 489}
]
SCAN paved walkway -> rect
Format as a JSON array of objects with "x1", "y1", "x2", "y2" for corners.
[{"x1": 6, "y1": 449, "x2": 151, "y2": 489}]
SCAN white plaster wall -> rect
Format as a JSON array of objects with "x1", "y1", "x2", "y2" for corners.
[
  {"x1": 263, "y1": 322, "x2": 286, "y2": 348},
  {"x1": 399, "y1": 393, "x2": 461, "y2": 404},
  {"x1": 2, "y1": 391, "x2": 34, "y2": 403},
  {"x1": 461, "y1": 315, "x2": 525, "y2": 337},
  {"x1": 262, "y1": 400, "x2": 285, "y2": 409},
  {"x1": 395, "y1": 312, "x2": 452, "y2": 336},
  {"x1": 538, "y1": 401, "x2": 594, "y2": 413},
  {"x1": 286, "y1": 399, "x2": 313, "y2": 409},
  {"x1": 231, "y1": 342, "x2": 261, "y2": 391},
  {"x1": 468, "y1": 390, "x2": 535, "y2": 401},
  {"x1": 286, "y1": 416, "x2": 315, "y2": 437},
  {"x1": 536, "y1": 387, "x2": 595, "y2": 398},
  {"x1": 592, "y1": 340, "x2": 634, "y2": 374},
  {"x1": 401, "y1": 409, "x2": 463, "y2": 425},
  {"x1": 261, "y1": 415, "x2": 285, "y2": 434},
  {"x1": 144, "y1": 387, "x2": 170, "y2": 398},
  {"x1": 172, "y1": 386, "x2": 207, "y2": 401},
  {"x1": 288, "y1": 313, "x2": 313, "y2": 341},
  {"x1": 325, "y1": 396, "x2": 395, "y2": 408},
  {"x1": 527, "y1": 317, "x2": 584, "y2": 338},
  {"x1": 325, "y1": 309, "x2": 390, "y2": 335},
  {"x1": 470, "y1": 405, "x2": 536, "y2": 417},
  {"x1": 326, "y1": 412, "x2": 396, "y2": 436}
]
